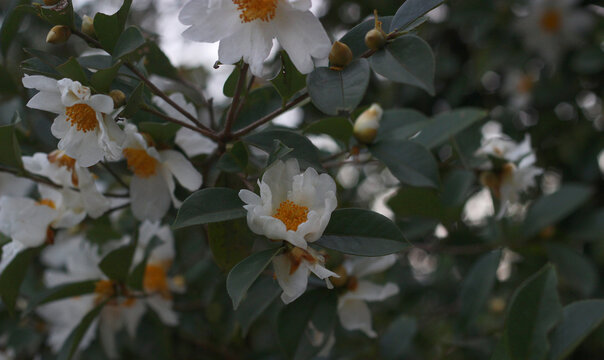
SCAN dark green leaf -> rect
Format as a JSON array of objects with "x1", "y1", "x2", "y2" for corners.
[
  {"x1": 388, "y1": 187, "x2": 444, "y2": 219},
  {"x1": 0, "y1": 112, "x2": 23, "y2": 169},
  {"x1": 120, "y1": 81, "x2": 145, "y2": 117},
  {"x1": 266, "y1": 139, "x2": 293, "y2": 166},
  {"x1": 522, "y1": 184, "x2": 593, "y2": 237},
  {"x1": 57, "y1": 300, "x2": 106, "y2": 360},
  {"x1": 567, "y1": 208, "x2": 604, "y2": 241},
  {"x1": 413, "y1": 108, "x2": 487, "y2": 149},
  {"x1": 546, "y1": 244, "x2": 597, "y2": 297},
  {"x1": 370, "y1": 35, "x2": 435, "y2": 94},
  {"x1": 0, "y1": 247, "x2": 35, "y2": 313},
  {"x1": 370, "y1": 139, "x2": 440, "y2": 188},
  {"x1": 56, "y1": 57, "x2": 90, "y2": 85},
  {"x1": 226, "y1": 247, "x2": 282, "y2": 309},
  {"x1": 244, "y1": 129, "x2": 322, "y2": 170},
  {"x1": 376, "y1": 108, "x2": 429, "y2": 142},
  {"x1": 307, "y1": 59, "x2": 370, "y2": 116},
  {"x1": 216, "y1": 141, "x2": 249, "y2": 173},
  {"x1": 93, "y1": 0, "x2": 132, "y2": 52},
  {"x1": 138, "y1": 121, "x2": 180, "y2": 143},
  {"x1": 441, "y1": 170, "x2": 475, "y2": 207},
  {"x1": 172, "y1": 188, "x2": 246, "y2": 229},
  {"x1": 25, "y1": 280, "x2": 98, "y2": 314},
  {"x1": 271, "y1": 51, "x2": 307, "y2": 102},
  {"x1": 38, "y1": 1, "x2": 75, "y2": 27},
  {"x1": 127, "y1": 236, "x2": 163, "y2": 290},
  {"x1": 98, "y1": 244, "x2": 136, "y2": 282},
  {"x1": 317, "y1": 208, "x2": 408, "y2": 256},
  {"x1": 304, "y1": 117, "x2": 353, "y2": 146},
  {"x1": 223, "y1": 65, "x2": 241, "y2": 98},
  {"x1": 380, "y1": 316, "x2": 417, "y2": 360},
  {"x1": 90, "y1": 61, "x2": 121, "y2": 93},
  {"x1": 232, "y1": 86, "x2": 282, "y2": 131},
  {"x1": 235, "y1": 276, "x2": 281, "y2": 336},
  {"x1": 0, "y1": 0, "x2": 30, "y2": 58},
  {"x1": 208, "y1": 218, "x2": 254, "y2": 271},
  {"x1": 549, "y1": 300, "x2": 604, "y2": 360},
  {"x1": 390, "y1": 0, "x2": 444, "y2": 32},
  {"x1": 459, "y1": 250, "x2": 502, "y2": 328},
  {"x1": 144, "y1": 42, "x2": 179, "y2": 79},
  {"x1": 113, "y1": 26, "x2": 145, "y2": 59}
]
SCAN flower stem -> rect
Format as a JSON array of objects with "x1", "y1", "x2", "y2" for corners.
[{"x1": 221, "y1": 63, "x2": 249, "y2": 140}]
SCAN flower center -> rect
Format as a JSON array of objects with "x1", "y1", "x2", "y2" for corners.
[
  {"x1": 36, "y1": 198, "x2": 56, "y2": 209},
  {"x1": 94, "y1": 279, "x2": 116, "y2": 304},
  {"x1": 273, "y1": 200, "x2": 309, "y2": 231},
  {"x1": 144, "y1": 264, "x2": 171, "y2": 299},
  {"x1": 287, "y1": 247, "x2": 317, "y2": 275},
  {"x1": 48, "y1": 150, "x2": 79, "y2": 186},
  {"x1": 123, "y1": 148, "x2": 158, "y2": 178},
  {"x1": 65, "y1": 103, "x2": 98, "y2": 132},
  {"x1": 232, "y1": 0, "x2": 278, "y2": 23},
  {"x1": 540, "y1": 9, "x2": 561, "y2": 33}
]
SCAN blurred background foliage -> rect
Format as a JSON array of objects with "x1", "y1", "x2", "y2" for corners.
[{"x1": 0, "y1": 0, "x2": 603, "y2": 359}]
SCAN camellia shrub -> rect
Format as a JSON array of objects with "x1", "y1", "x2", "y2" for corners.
[{"x1": 0, "y1": 0, "x2": 603, "y2": 359}]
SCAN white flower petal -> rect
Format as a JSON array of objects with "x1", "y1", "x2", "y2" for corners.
[
  {"x1": 273, "y1": 254, "x2": 310, "y2": 304},
  {"x1": 130, "y1": 174, "x2": 172, "y2": 221},
  {"x1": 160, "y1": 150, "x2": 202, "y2": 191},
  {"x1": 337, "y1": 298, "x2": 377, "y2": 337}
]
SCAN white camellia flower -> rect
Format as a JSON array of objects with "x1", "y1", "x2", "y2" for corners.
[
  {"x1": 239, "y1": 158, "x2": 337, "y2": 249},
  {"x1": 152, "y1": 93, "x2": 217, "y2": 158},
  {"x1": 122, "y1": 123, "x2": 202, "y2": 221},
  {"x1": 22, "y1": 75, "x2": 125, "y2": 167},
  {"x1": 336, "y1": 255, "x2": 399, "y2": 338},
  {"x1": 476, "y1": 121, "x2": 533, "y2": 163},
  {"x1": 516, "y1": 0, "x2": 593, "y2": 64},
  {"x1": 273, "y1": 246, "x2": 338, "y2": 303},
  {"x1": 179, "y1": 0, "x2": 332, "y2": 76},
  {"x1": 23, "y1": 150, "x2": 110, "y2": 218}
]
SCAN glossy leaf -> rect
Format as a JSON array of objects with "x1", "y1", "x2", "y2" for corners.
[
  {"x1": 549, "y1": 300, "x2": 604, "y2": 360},
  {"x1": 380, "y1": 316, "x2": 417, "y2": 360},
  {"x1": 113, "y1": 26, "x2": 145, "y2": 59},
  {"x1": 0, "y1": 112, "x2": 23, "y2": 169},
  {"x1": 304, "y1": 117, "x2": 353, "y2": 146},
  {"x1": 271, "y1": 51, "x2": 307, "y2": 102},
  {"x1": 25, "y1": 280, "x2": 98, "y2": 314},
  {"x1": 546, "y1": 244, "x2": 598, "y2": 297},
  {"x1": 244, "y1": 129, "x2": 322, "y2": 170},
  {"x1": 317, "y1": 208, "x2": 408, "y2": 256},
  {"x1": 413, "y1": 108, "x2": 487, "y2": 149},
  {"x1": 93, "y1": 0, "x2": 133, "y2": 52},
  {"x1": 172, "y1": 188, "x2": 246, "y2": 229},
  {"x1": 98, "y1": 243, "x2": 136, "y2": 282},
  {"x1": 57, "y1": 300, "x2": 107, "y2": 360},
  {"x1": 376, "y1": 108, "x2": 430, "y2": 142},
  {"x1": 56, "y1": 57, "x2": 89, "y2": 85},
  {"x1": 390, "y1": 0, "x2": 444, "y2": 32},
  {"x1": 459, "y1": 250, "x2": 502, "y2": 327},
  {"x1": 208, "y1": 218, "x2": 254, "y2": 271},
  {"x1": 0, "y1": 247, "x2": 35, "y2": 313},
  {"x1": 235, "y1": 277, "x2": 281, "y2": 336},
  {"x1": 216, "y1": 141, "x2": 249, "y2": 173},
  {"x1": 0, "y1": 0, "x2": 30, "y2": 58},
  {"x1": 90, "y1": 61, "x2": 121, "y2": 93}
]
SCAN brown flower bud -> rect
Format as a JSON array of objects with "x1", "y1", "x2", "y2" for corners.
[
  {"x1": 329, "y1": 41, "x2": 353, "y2": 70},
  {"x1": 81, "y1": 15, "x2": 95, "y2": 37},
  {"x1": 365, "y1": 28, "x2": 387, "y2": 50},
  {"x1": 330, "y1": 265, "x2": 348, "y2": 287},
  {"x1": 46, "y1": 25, "x2": 71, "y2": 44},
  {"x1": 109, "y1": 89, "x2": 126, "y2": 108}
]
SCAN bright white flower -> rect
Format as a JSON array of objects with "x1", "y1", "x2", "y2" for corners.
[
  {"x1": 273, "y1": 246, "x2": 338, "y2": 304},
  {"x1": 152, "y1": 93, "x2": 217, "y2": 158},
  {"x1": 336, "y1": 255, "x2": 399, "y2": 338},
  {"x1": 22, "y1": 75, "x2": 125, "y2": 167},
  {"x1": 23, "y1": 151, "x2": 110, "y2": 218},
  {"x1": 516, "y1": 0, "x2": 593, "y2": 64},
  {"x1": 122, "y1": 123, "x2": 202, "y2": 221},
  {"x1": 239, "y1": 158, "x2": 337, "y2": 249},
  {"x1": 476, "y1": 121, "x2": 533, "y2": 163},
  {"x1": 179, "y1": 0, "x2": 332, "y2": 76}
]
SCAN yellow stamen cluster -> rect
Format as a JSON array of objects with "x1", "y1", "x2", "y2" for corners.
[
  {"x1": 540, "y1": 9, "x2": 562, "y2": 33},
  {"x1": 287, "y1": 247, "x2": 317, "y2": 275},
  {"x1": 123, "y1": 148, "x2": 158, "y2": 178},
  {"x1": 479, "y1": 162, "x2": 517, "y2": 199},
  {"x1": 48, "y1": 150, "x2": 79, "y2": 186},
  {"x1": 65, "y1": 103, "x2": 98, "y2": 132},
  {"x1": 143, "y1": 264, "x2": 171, "y2": 299},
  {"x1": 232, "y1": 0, "x2": 278, "y2": 23},
  {"x1": 36, "y1": 198, "x2": 56, "y2": 209},
  {"x1": 273, "y1": 200, "x2": 309, "y2": 231},
  {"x1": 94, "y1": 279, "x2": 116, "y2": 304}
]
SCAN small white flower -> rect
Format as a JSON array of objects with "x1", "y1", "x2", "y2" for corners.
[
  {"x1": 152, "y1": 93, "x2": 217, "y2": 158},
  {"x1": 22, "y1": 75, "x2": 125, "y2": 167},
  {"x1": 239, "y1": 158, "x2": 337, "y2": 249},
  {"x1": 501, "y1": 70, "x2": 537, "y2": 109},
  {"x1": 273, "y1": 246, "x2": 338, "y2": 304},
  {"x1": 122, "y1": 124, "x2": 202, "y2": 221},
  {"x1": 337, "y1": 255, "x2": 399, "y2": 338},
  {"x1": 476, "y1": 121, "x2": 533, "y2": 163},
  {"x1": 516, "y1": 0, "x2": 594, "y2": 64},
  {"x1": 23, "y1": 151, "x2": 110, "y2": 218},
  {"x1": 179, "y1": 0, "x2": 332, "y2": 76}
]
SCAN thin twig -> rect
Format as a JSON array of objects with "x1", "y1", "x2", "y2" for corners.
[
  {"x1": 141, "y1": 106, "x2": 221, "y2": 142},
  {"x1": 207, "y1": 98, "x2": 216, "y2": 130},
  {"x1": 231, "y1": 92, "x2": 310, "y2": 139},
  {"x1": 222, "y1": 63, "x2": 249, "y2": 139}
]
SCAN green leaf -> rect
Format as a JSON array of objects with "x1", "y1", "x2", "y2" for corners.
[
  {"x1": 340, "y1": 16, "x2": 393, "y2": 58},
  {"x1": 388, "y1": 187, "x2": 444, "y2": 219},
  {"x1": 235, "y1": 276, "x2": 281, "y2": 336},
  {"x1": 120, "y1": 81, "x2": 144, "y2": 118},
  {"x1": 304, "y1": 117, "x2": 353, "y2": 146},
  {"x1": 441, "y1": 170, "x2": 475, "y2": 207},
  {"x1": 271, "y1": 51, "x2": 307, "y2": 103},
  {"x1": 380, "y1": 316, "x2": 417, "y2": 360},
  {"x1": 98, "y1": 243, "x2": 136, "y2": 282},
  {"x1": 567, "y1": 208, "x2": 604, "y2": 241},
  {"x1": 0, "y1": 112, "x2": 23, "y2": 169},
  {"x1": 0, "y1": 65, "x2": 17, "y2": 94},
  {"x1": 266, "y1": 139, "x2": 293, "y2": 166},
  {"x1": 223, "y1": 65, "x2": 241, "y2": 98},
  {"x1": 370, "y1": 35, "x2": 435, "y2": 95},
  {"x1": 370, "y1": 139, "x2": 440, "y2": 188},
  {"x1": 144, "y1": 42, "x2": 179, "y2": 79},
  {"x1": 172, "y1": 188, "x2": 246, "y2": 229},
  {"x1": 208, "y1": 218, "x2": 254, "y2": 271},
  {"x1": 390, "y1": 0, "x2": 444, "y2": 32},
  {"x1": 503, "y1": 265, "x2": 562, "y2": 360},
  {"x1": 277, "y1": 289, "x2": 338, "y2": 360},
  {"x1": 522, "y1": 184, "x2": 593, "y2": 237},
  {"x1": 244, "y1": 129, "x2": 323, "y2": 170},
  {"x1": 127, "y1": 236, "x2": 162, "y2": 290},
  {"x1": 546, "y1": 244, "x2": 597, "y2": 297},
  {"x1": 317, "y1": 208, "x2": 408, "y2": 256},
  {"x1": 413, "y1": 108, "x2": 487, "y2": 149},
  {"x1": 226, "y1": 247, "x2": 282, "y2": 309},
  {"x1": 548, "y1": 300, "x2": 604, "y2": 360},
  {"x1": 216, "y1": 141, "x2": 249, "y2": 173},
  {"x1": 307, "y1": 59, "x2": 370, "y2": 116},
  {"x1": 57, "y1": 300, "x2": 106, "y2": 360},
  {"x1": 0, "y1": 0, "x2": 30, "y2": 58},
  {"x1": 38, "y1": 1, "x2": 75, "y2": 27},
  {"x1": 90, "y1": 61, "x2": 121, "y2": 93},
  {"x1": 56, "y1": 57, "x2": 90, "y2": 85},
  {"x1": 459, "y1": 250, "x2": 502, "y2": 328},
  {"x1": 0, "y1": 247, "x2": 36, "y2": 313},
  {"x1": 376, "y1": 108, "x2": 429, "y2": 142},
  {"x1": 113, "y1": 26, "x2": 145, "y2": 59},
  {"x1": 232, "y1": 86, "x2": 283, "y2": 131},
  {"x1": 25, "y1": 280, "x2": 98, "y2": 314},
  {"x1": 138, "y1": 121, "x2": 180, "y2": 143},
  {"x1": 93, "y1": 0, "x2": 133, "y2": 52}
]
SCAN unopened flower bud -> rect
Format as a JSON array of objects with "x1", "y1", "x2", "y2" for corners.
[
  {"x1": 329, "y1": 41, "x2": 353, "y2": 70},
  {"x1": 330, "y1": 265, "x2": 348, "y2": 287},
  {"x1": 353, "y1": 103, "x2": 383, "y2": 144},
  {"x1": 365, "y1": 29, "x2": 386, "y2": 50},
  {"x1": 81, "y1": 15, "x2": 95, "y2": 37},
  {"x1": 43, "y1": 0, "x2": 60, "y2": 5},
  {"x1": 109, "y1": 89, "x2": 126, "y2": 108},
  {"x1": 488, "y1": 297, "x2": 506, "y2": 314},
  {"x1": 46, "y1": 25, "x2": 71, "y2": 44}
]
